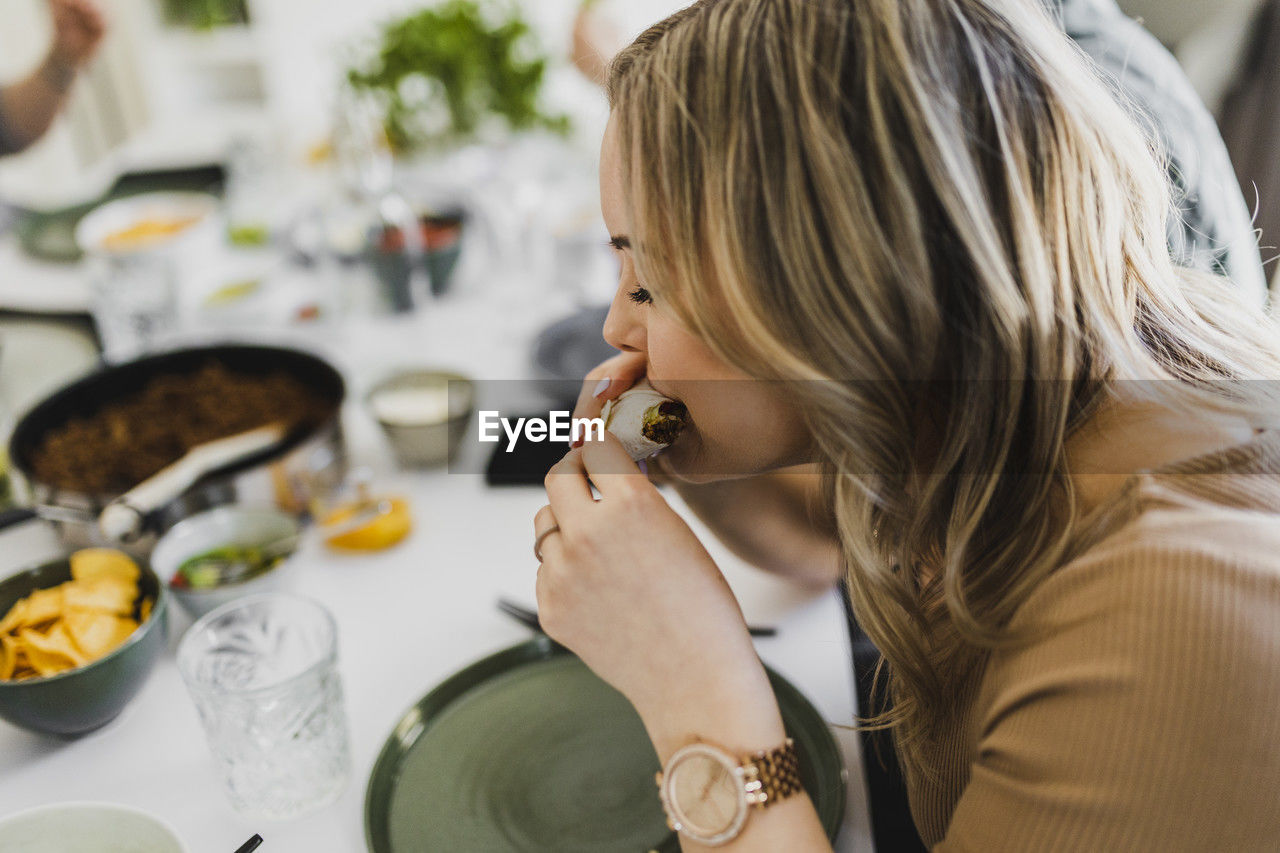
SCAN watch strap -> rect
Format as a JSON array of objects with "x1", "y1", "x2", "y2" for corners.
[{"x1": 741, "y1": 738, "x2": 801, "y2": 808}]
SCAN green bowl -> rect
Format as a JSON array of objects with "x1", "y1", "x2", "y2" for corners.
[{"x1": 0, "y1": 557, "x2": 168, "y2": 736}]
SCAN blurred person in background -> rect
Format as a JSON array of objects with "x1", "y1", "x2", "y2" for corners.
[
  {"x1": 572, "y1": 0, "x2": 1267, "y2": 301},
  {"x1": 0, "y1": 0, "x2": 105, "y2": 157}
]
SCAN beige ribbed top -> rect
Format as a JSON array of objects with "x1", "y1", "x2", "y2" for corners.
[{"x1": 912, "y1": 429, "x2": 1280, "y2": 850}]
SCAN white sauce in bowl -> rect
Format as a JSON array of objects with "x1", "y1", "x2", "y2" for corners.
[{"x1": 370, "y1": 384, "x2": 453, "y2": 426}]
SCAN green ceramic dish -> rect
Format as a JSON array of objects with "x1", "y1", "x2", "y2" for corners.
[
  {"x1": 14, "y1": 165, "x2": 224, "y2": 263},
  {"x1": 365, "y1": 636, "x2": 846, "y2": 852},
  {"x1": 0, "y1": 557, "x2": 168, "y2": 736}
]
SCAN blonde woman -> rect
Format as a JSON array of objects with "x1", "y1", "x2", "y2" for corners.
[{"x1": 533, "y1": 0, "x2": 1280, "y2": 849}]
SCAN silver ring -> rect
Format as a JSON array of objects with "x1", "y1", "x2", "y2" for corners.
[{"x1": 534, "y1": 524, "x2": 561, "y2": 562}]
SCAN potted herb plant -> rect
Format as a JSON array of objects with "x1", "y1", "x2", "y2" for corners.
[{"x1": 346, "y1": 0, "x2": 570, "y2": 152}]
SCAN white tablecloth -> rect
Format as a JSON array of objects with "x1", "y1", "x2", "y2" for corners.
[{"x1": 0, "y1": 294, "x2": 874, "y2": 852}]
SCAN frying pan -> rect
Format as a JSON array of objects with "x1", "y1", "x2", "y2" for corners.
[{"x1": 4, "y1": 344, "x2": 346, "y2": 553}]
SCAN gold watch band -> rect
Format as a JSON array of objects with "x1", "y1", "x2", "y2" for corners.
[{"x1": 741, "y1": 738, "x2": 801, "y2": 808}]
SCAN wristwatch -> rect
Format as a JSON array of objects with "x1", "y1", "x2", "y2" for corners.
[{"x1": 656, "y1": 738, "x2": 802, "y2": 846}]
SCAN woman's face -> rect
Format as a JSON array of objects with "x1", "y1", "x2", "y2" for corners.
[{"x1": 598, "y1": 115, "x2": 813, "y2": 482}]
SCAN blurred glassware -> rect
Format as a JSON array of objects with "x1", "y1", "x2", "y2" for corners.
[
  {"x1": 325, "y1": 91, "x2": 429, "y2": 316},
  {"x1": 177, "y1": 593, "x2": 351, "y2": 820},
  {"x1": 223, "y1": 136, "x2": 278, "y2": 252},
  {"x1": 88, "y1": 253, "x2": 179, "y2": 362},
  {"x1": 74, "y1": 193, "x2": 219, "y2": 361}
]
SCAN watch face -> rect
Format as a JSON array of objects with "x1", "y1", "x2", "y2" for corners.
[{"x1": 663, "y1": 744, "x2": 747, "y2": 843}]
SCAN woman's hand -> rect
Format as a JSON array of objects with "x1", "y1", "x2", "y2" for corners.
[
  {"x1": 569, "y1": 351, "x2": 678, "y2": 484},
  {"x1": 535, "y1": 432, "x2": 786, "y2": 759},
  {"x1": 570, "y1": 350, "x2": 647, "y2": 436}
]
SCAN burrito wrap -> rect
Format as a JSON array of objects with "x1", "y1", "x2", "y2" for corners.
[{"x1": 600, "y1": 381, "x2": 688, "y2": 461}]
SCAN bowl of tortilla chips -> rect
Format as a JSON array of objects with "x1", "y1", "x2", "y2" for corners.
[{"x1": 0, "y1": 548, "x2": 167, "y2": 736}]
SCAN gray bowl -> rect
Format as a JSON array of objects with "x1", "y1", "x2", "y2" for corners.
[
  {"x1": 149, "y1": 506, "x2": 300, "y2": 620},
  {"x1": 0, "y1": 558, "x2": 168, "y2": 736},
  {"x1": 366, "y1": 370, "x2": 475, "y2": 468}
]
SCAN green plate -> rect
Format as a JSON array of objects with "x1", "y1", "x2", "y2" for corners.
[{"x1": 365, "y1": 637, "x2": 846, "y2": 852}]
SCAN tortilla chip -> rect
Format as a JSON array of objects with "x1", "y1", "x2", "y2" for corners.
[
  {"x1": 12, "y1": 663, "x2": 39, "y2": 680},
  {"x1": 21, "y1": 587, "x2": 63, "y2": 627},
  {"x1": 70, "y1": 548, "x2": 141, "y2": 586},
  {"x1": 0, "y1": 635, "x2": 16, "y2": 680},
  {"x1": 0, "y1": 548, "x2": 143, "y2": 680},
  {"x1": 109, "y1": 618, "x2": 139, "y2": 652},
  {"x1": 18, "y1": 624, "x2": 86, "y2": 675},
  {"x1": 0, "y1": 598, "x2": 28, "y2": 635},
  {"x1": 65, "y1": 608, "x2": 127, "y2": 658},
  {"x1": 62, "y1": 577, "x2": 136, "y2": 615}
]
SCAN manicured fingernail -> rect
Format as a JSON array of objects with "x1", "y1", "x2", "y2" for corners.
[
  {"x1": 637, "y1": 459, "x2": 648, "y2": 475},
  {"x1": 592, "y1": 377, "x2": 611, "y2": 398},
  {"x1": 570, "y1": 438, "x2": 583, "y2": 448}
]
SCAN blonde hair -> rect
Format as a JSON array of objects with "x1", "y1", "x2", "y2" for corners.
[{"x1": 608, "y1": 0, "x2": 1280, "y2": 777}]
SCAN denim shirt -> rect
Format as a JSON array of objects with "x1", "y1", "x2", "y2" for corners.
[{"x1": 1048, "y1": 0, "x2": 1268, "y2": 300}]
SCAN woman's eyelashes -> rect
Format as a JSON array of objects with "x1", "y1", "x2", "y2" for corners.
[{"x1": 606, "y1": 238, "x2": 652, "y2": 304}]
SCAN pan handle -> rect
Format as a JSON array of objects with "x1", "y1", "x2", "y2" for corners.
[{"x1": 99, "y1": 423, "x2": 287, "y2": 542}]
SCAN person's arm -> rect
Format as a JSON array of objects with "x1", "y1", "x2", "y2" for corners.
[
  {"x1": 935, "y1": 533, "x2": 1280, "y2": 850},
  {"x1": 664, "y1": 465, "x2": 843, "y2": 590},
  {"x1": 537, "y1": 434, "x2": 835, "y2": 851},
  {"x1": 570, "y1": 0, "x2": 621, "y2": 87},
  {"x1": 0, "y1": 0, "x2": 104, "y2": 154}
]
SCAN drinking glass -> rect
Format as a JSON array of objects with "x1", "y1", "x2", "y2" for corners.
[
  {"x1": 89, "y1": 253, "x2": 178, "y2": 361},
  {"x1": 177, "y1": 593, "x2": 351, "y2": 819}
]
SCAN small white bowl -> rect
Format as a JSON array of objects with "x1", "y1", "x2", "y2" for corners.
[
  {"x1": 366, "y1": 369, "x2": 475, "y2": 468},
  {"x1": 75, "y1": 192, "x2": 218, "y2": 258},
  {"x1": 0, "y1": 802, "x2": 186, "y2": 852},
  {"x1": 150, "y1": 506, "x2": 300, "y2": 620}
]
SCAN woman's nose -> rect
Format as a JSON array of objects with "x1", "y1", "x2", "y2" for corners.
[{"x1": 603, "y1": 290, "x2": 646, "y2": 353}]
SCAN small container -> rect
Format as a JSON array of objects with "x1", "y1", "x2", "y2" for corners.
[
  {"x1": 74, "y1": 192, "x2": 218, "y2": 361},
  {"x1": 366, "y1": 370, "x2": 474, "y2": 468},
  {"x1": 150, "y1": 506, "x2": 300, "y2": 620},
  {"x1": 0, "y1": 803, "x2": 186, "y2": 852}
]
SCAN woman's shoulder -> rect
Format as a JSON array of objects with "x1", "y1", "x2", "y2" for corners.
[
  {"x1": 961, "y1": 474, "x2": 1280, "y2": 851},
  {"x1": 1039, "y1": 431, "x2": 1280, "y2": 624},
  {"x1": 990, "y1": 480, "x2": 1280, "y2": 704},
  {"x1": 1018, "y1": 484, "x2": 1280, "y2": 636}
]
